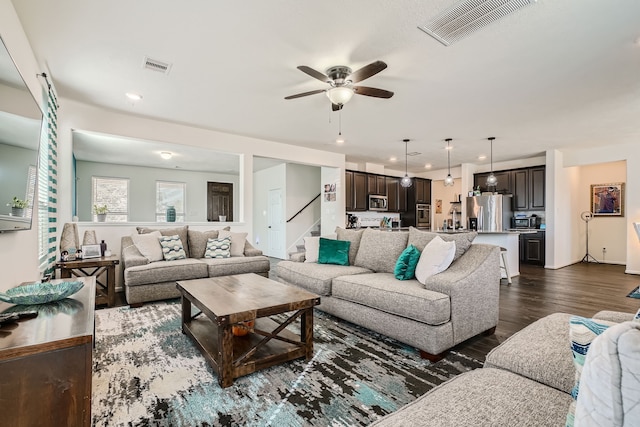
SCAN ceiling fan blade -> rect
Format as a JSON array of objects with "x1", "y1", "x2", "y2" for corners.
[
  {"x1": 353, "y1": 86, "x2": 394, "y2": 98},
  {"x1": 284, "y1": 89, "x2": 326, "y2": 100},
  {"x1": 332, "y1": 103, "x2": 343, "y2": 112},
  {"x1": 297, "y1": 66, "x2": 331, "y2": 83},
  {"x1": 348, "y1": 61, "x2": 387, "y2": 83}
]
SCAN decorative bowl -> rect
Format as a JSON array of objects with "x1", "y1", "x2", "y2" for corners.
[{"x1": 0, "y1": 281, "x2": 84, "y2": 305}]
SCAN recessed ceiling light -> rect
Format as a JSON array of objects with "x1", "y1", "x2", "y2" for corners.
[
  {"x1": 478, "y1": 155, "x2": 487, "y2": 160},
  {"x1": 160, "y1": 151, "x2": 172, "y2": 160},
  {"x1": 424, "y1": 163, "x2": 432, "y2": 169},
  {"x1": 126, "y1": 92, "x2": 143, "y2": 101},
  {"x1": 336, "y1": 137, "x2": 345, "y2": 144},
  {"x1": 390, "y1": 157, "x2": 397, "y2": 162}
]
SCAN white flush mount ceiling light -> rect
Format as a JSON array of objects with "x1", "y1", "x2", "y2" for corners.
[
  {"x1": 418, "y1": 0, "x2": 538, "y2": 46},
  {"x1": 486, "y1": 137, "x2": 497, "y2": 187},
  {"x1": 125, "y1": 92, "x2": 143, "y2": 101},
  {"x1": 401, "y1": 139, "x2": 413, "y2": 188},
  {"x1": 326, "y1": 86, "x2": 354, "y2": 106},
  {"x1": 444, "y1": 138, "x2": 454, "y2": 187},
  {"x1": 160, "y1": 151, "x2": 172, "y2": 160}
]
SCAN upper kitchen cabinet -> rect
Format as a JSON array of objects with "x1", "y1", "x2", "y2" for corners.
[
  {"x1": 474, "y1": 171, "x2": 511, "y2": 194},
  {"x1": 474, "y1": 166, "x2": 545, "y2": 211},
  {"x1": 346, "y1": 171, "x2": 368, "y2": 211},
  {"x1": 512, "y1": 169, "x2": 529, "y2": 210},
  {"x1": 386, "y1": 177, "x2": 407, "y2": 212},
  {"x1": 367, "y1": 174, "x2": 386, "y2": 196},
  {"x1": 413, "y1": 178, "x2": 432, "y2": 204},
  {"x1": 529, "y1": 166, "x2": 545, "y2": 209}
]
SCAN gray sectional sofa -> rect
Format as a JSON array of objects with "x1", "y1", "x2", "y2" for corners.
[
  {"x1": 371, "y1": 310, "x2": 640, "y2": 426},
  {"x1": 276, "y1": 227, "x2": 501, "y2": 360},
  {"x1": 121, "y1": 225, "x2": 270, "y2": 305}
]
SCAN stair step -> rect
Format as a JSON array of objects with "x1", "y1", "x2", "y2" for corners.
[{"x1": 310, "y1": 231, "x2": 320, "y2": 237}]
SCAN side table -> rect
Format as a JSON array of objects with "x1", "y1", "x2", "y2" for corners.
[{"x1": 56, "y1": 255, "x2": 119, "y2": 307}]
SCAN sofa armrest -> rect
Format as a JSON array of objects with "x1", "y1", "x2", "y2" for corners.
[
  {"x1": 121, "y1": 236, "x2": 149, "y2": 270},
  {"x1": 243, "y1": 240, "x2": 263, "y2": 257},
  {"x1": 289, "y1": 252, "x2": 305, "y2": 262},
  {"x1": 593, "y1": 310, "x2": 635, "y2": 323},
  {"x1": 422, "y1": 243, "x2": 501, "y2": 343}
]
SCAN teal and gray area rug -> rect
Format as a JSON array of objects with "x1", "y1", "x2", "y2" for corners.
[
  {"x1": 627, "y1": 285, "x2": 640, "y2": 299},
  {"x1": 93, "y1": 301, "x2": 481, "y2": 426}
]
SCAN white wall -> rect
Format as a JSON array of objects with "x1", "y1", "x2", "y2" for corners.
[
  {"x1": 322, "y1": 167, "x2": 344, "y2": 235},
  {"x1": 252, "y1": 163, "x2": 286, "y2": 257},
  {"x1": 286, "y1": 163, "x2": 321, "y2": 253},
  {"x1": 75, "y1": 160, "x2": 239, "y2": 222}
]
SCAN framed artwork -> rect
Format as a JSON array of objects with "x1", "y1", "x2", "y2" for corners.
[
  {"x1": 82, "y1": 244, "x2": 102, "y2": 258},
  {"x1": 591, "y1": 183, "x2": 624, "y2": 216}
]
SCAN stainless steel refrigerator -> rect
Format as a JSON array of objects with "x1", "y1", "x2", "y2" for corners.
[{"x1": 466, "y1": 195, "x2": 513, "y2": 232}]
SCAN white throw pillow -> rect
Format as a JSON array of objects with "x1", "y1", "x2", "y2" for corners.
[
  {"x1": 131, "y1": 231, "x2": 163, "y2": 262},
  {"x1": 415, "y1": 236, "x2": 456, "y2": 284},
  {"x1": 218, "y1": 230, "x2": 248, "y2": 257},
  {"x1": 304, "y1": 233, "x2": 337, "y2": 263}
]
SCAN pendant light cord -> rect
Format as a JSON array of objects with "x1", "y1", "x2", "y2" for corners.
[{"x1": 405, "y1": 139, "x2": 408, "y2": 175}]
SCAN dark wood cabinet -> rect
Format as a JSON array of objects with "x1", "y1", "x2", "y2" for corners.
[
  {"x1": 414, "y1": 178, "x2": 431, "y2": 204},
  {"x1": 386, "y1": 177, "x2": 399, "y2": 212},
  {"x1": 345, "y1": 171, "x2": 354, "y2": 211},
  {"x1": 473, "y1": 171, "x2": 510, "y2": 194},
  {"x1": 520, "y1": 231, "x2": 545, "y2": 265},
  {"x1": 529, "y1": 167, "x2": 545, "y2": 209},
  {"x1": 367, "y1": 174, "x2": 386, "y2": 195},
  {"x1": 353, "y1": 172, "x2": 368, "y2": 211},
  {"x1": 512, "y1": 169, "x2": 529, "y2": 210}
]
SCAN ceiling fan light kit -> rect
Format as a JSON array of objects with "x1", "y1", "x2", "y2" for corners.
[
  {"x1": 401, "y1": 138, "x2": 413, "y2": 188},
  {"x1": 326, "y1": 86, "x2": 354, "y2": 106},
  {"x1": 444, "y1": 138, "x2": 454, "y2": 187}
]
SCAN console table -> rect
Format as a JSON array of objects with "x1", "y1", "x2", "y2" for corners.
[
  {"x1": 0, "y1": 277, "x2": 95, "y2": 427},
  {"x1": 56, "y1": 255, "x2": 119, "y2": 307}
]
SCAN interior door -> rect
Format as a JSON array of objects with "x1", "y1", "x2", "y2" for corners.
[
  {"x1": 268, "y1": 188, "x2": 285, "y2": 258},
  {"x1": 207, "y1": 182, "x2": 233, "y2": 221}
]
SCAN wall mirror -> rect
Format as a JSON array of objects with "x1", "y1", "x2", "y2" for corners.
[
  {"x1": 0, "y1": 37, "x2": 44, "y2": 232},
  {"x1": 72, "y1": 130, "x2": 243, "y2": 222}
]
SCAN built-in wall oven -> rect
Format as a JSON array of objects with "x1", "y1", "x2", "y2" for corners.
[{"x1": 416, "y1": 203, "x2": 431, "y2": 229}]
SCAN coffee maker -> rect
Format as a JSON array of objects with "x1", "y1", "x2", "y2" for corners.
[{"x1": 347, "y1": 214, "x2": 359, "y2": 229}]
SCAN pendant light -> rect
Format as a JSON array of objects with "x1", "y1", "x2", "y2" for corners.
[
  {"x1": 444, "y1": 138, "x2": 454, "y2": 187},
  {"x1": 486, "y1": 137, "x2": 497, "y2": 187},
  {"x1": 401, "y1": 138, "x2": 412, "y2": 188}
]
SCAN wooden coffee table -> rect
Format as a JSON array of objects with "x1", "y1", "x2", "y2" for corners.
[{"x1": 176, "y1": 273, "x2": 320, "y2": 388}]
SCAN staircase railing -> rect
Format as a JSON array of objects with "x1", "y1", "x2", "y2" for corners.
[{"x1": 287, "y1": 193, "x2": 320, "y2": 223}]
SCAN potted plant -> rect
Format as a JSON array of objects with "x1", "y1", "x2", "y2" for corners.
[
  {"x1": 93, "y1": 204, "x2": 108, "y2": 222},
  {"x1": 7, "y1": 196, "x2": 28, "y2": 217}
]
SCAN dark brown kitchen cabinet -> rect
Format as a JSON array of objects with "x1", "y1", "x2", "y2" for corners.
[
  {"x1": 353, "y1": 172, "x2": 368, "y2": 211},
  {"x1": 367, "y1": 174, "x2": 386, "y2": 196},
  {"x1": 529, "y1": 167, "x2": 545, "y2": 209},
  {"x1": 386, "y1": 177, "x2": 399, "y2": 212},
  {"x1": 473, "y1": 171, "x2": 511, "y2": 194},
  {"x1": 345, "y1": 171, "x2": 354, "y2": 211},
  {"x1": 512, "y1": 169, "x2": 529, "y2": 210},
  {"x1": 414, "y1": 178, "x2": 431, "y2": 204},
  {"x1": 519, "y1": 231, "x2": 545, "y2": 266}
]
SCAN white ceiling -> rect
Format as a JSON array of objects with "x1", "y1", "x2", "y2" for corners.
[{"x1": 11, "y1": 0, "x2": 640, "y2": 173}]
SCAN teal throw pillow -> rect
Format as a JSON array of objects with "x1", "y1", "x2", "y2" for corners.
[
  {"x1": 394, "y1": 245, "x2": 421, "y2": 280},
  {"x1": 204, "y1": 237, "x2": 231, "y2": 259},
  {"x1": 159, "y1": 235, "x2": 187, "y2": 261},
  {"x1": 318, "y1": 238, "x2": 350, "y2": 266}
]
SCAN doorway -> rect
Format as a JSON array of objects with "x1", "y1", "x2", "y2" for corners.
[
  {"x1": 207, "y1": 182, "x2": 233, "y2": 222},
  {"x1": 268, "y1": 188, "x2": 284, "y2": 258}
]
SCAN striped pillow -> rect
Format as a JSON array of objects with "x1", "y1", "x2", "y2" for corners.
[
  {"x1": 205, "y1": 237, "x2": 231, "y2": 259},
  {"x1": 159, "y1": 235, "x2": 187, "y2": 261},
  {"x1": 566, "y1": 316, "x2": 613, "y2": 427}
]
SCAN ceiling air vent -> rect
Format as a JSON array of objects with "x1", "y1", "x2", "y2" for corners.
[
  {"x1": 142, "y1": 56, "x2": 172, "y2": 74},
  {"x1": 418, "y1": 0, "x2": 537, "y2": 46},
  {"x1": 407, "y1": 152, "x2": 421, "y2": 157}
]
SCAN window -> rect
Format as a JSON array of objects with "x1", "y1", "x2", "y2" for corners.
[
  {"x1": 37, "y1": 129, "x2": 49, "y2": 265},
  {"x1": 92, "y1": 177, "x2": 129, "y2": 222},
  {"x1": 25, "y1": 165, "x2": 36, "y2": 219},
  {"x1": 156, "y1": 181, "x2": 186, "y2": 222}
]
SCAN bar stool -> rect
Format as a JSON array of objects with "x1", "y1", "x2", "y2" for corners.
[{"x1": 500, "y1": 247, "x2": 512, "y2": 285}]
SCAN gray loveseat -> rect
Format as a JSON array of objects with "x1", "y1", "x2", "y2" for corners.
[
  {"x1": 276, "y1": 227, "x2": 501, "y2": 360},
  {"x1": 121, "y1": 225, "x2": 270, "y2": 306},
  {"x1": 371, "y1": 309, "x2": 640, "y2": 426}
]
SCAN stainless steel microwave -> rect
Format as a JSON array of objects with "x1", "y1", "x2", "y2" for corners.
[{"x1": 368, "y1": 194, "x2": 388, "y2": 211}]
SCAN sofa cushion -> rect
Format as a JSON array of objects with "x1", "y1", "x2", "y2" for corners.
[
  {"x1": 370, "y1": 368, "x2": 572, "y2": 427},
  {"x1": 130, "y1": 231, "x2": 163, "y2": 262},
  {"x1": 408, "y1": 227, "x2": 477, "y2": 261},
  {"x1": 159, "y1": 235, "x2": 187, "y2": 261},
  {"x1": 204, "y1": 237, "x2": 231, "y2": 259},
  {"x1": 415, "y1": 236, "x2": 456, "y2": 284},
  {"x1": 304, "y1": 233, "x2": 336, "y2": 263},
  {"x1": 218, "y1": 230, "x2": 248, "y2": 257},
  {"x1": 331, "y1": 273, "x2": 450, "y2": 325},
  {"x1": 485, "y1": 312, "x2": 577, "y2": 394},
  {"x1": 188, "y1": 227, "x2": 230, "y2": 258},
  {"x1": 137, "y1": 225, "x2": 190, "y2": 258},
  {"x1": 335, "y1": 227, "x2": 365, "y2": 266},
  {"x1": 394, "y1": 245, "x2": 420, "y2": 280},
  {"x1": 124, "y1": 258, "x2": 208, "y2": 286},
  {"x1": 575, "y1": 321, "x2": 640, "y2": 426},
  {"x1": 200, "y1": 256, "x2": 270, "y2": 277},
  {"x1": 318, "y1": 238, "x2": 350, "y2": 266},
  {"x1": 275, "y1": 260, "x2": 371, "y2": 296},
  {"x1": 353, "y1": 228, "x2": 409, "y2": 273}
]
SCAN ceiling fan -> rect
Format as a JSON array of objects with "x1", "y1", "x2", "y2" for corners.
[{"x1": 284, "y1": 60, "x2": 394, "y2": 111}]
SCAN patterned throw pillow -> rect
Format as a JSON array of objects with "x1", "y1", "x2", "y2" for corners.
[
  {"x1": 566, "y1": 316, "x2": 612, "y2": 427},
  {"x1": 205, "y1": 237, "x2": 231, "y2": 259},
  {"x1": 159, "y1": 235, "x2": 187, "y2": 261},
  {"x1": 394, "y1": 245, "x2": 421, "y2": 280},
  {"x1": 635, "y1": 308, "x2": 640, "y2": 321}
]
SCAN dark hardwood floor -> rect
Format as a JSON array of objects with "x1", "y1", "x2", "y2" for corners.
[{"x1": 108, "y1": 261, "x2": 640, "y2": 362}]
